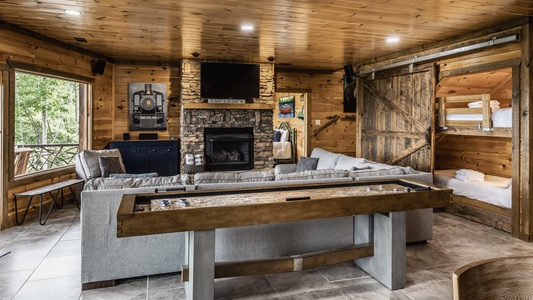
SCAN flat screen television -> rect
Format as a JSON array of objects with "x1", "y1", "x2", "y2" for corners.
[{"x1": 200, "y1": 62, "x2": 260, "y2": 102}]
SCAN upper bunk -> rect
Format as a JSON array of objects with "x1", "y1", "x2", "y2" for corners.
[{"x1": 436, "y1": 93, "x2": 512, "y2": 138}]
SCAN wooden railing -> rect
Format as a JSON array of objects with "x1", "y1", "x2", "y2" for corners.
[{"x1": 15, "y1": 143, "x2": 79, "y2": 175}]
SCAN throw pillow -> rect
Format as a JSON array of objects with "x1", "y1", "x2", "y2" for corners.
[
  {"x1": 273, "y1": 130, "x2": 282, "y2": 142},
  {"x1": 295, "y1": 156, "x2": 319, "y2": 172},
  {"x1": 279, "y1": 129, "x2": 289, "y2": 142},
  {"x1": 506, "y1": 178, "x2": 512, "y2": 189},
  {"x1": 99, "y1": 156, "x2": 125, "y2": 178},
  {"x1": 78, "y1": 149, "x2": 126, "y2": 179}
]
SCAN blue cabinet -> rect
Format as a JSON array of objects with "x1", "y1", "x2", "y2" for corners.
[{"x1": 107, "y1": 140, "x2": 180, "y2": 175}]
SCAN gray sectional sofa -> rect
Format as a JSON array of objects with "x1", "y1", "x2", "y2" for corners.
[{"x1": 79, "y1": 147, "x2": 433, "y2": 288}]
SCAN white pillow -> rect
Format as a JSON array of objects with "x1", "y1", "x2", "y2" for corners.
[
  {"x1": 492, "y1": 108, "x2": 512, "y2": 128},
  {"x1": 279, "y1": 129, "x2": 289, "y2": 142},
  {"x1": 334, "y1": 155, "x2": 366, "y2": 170},
  {"x1": 506, "y1": 178, "x2": 512, "y2": 189},
  {"x1": 311, "y1": 148, "x2": 341, "y2": 170}
]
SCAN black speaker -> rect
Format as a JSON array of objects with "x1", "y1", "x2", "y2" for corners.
[
  {"x1": 122, "y1": 133, "x2": 130, "y2": 140},
  {"x1": 344, "y1": 65, "x2": 354, "y2": 83},
  {"x1": 91, "y1": 59, "x2": 106, "y2": 75},
  {"x1": 139, "y1": 133, "x2": 158, "y2": 140}
]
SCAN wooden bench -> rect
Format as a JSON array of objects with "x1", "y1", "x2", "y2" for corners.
[{"x1": 13, "y1": 178, "x2": 85, "y2": 225}]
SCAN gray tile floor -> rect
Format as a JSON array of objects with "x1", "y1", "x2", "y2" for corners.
[{"x1": 1, "y1": 204, "x2": 533, "y2": 300}]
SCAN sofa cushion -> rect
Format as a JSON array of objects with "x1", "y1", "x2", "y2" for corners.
[
  {"x1": 99, "y1": 156, "x2": 125, "y2": 177},
  {"x1": 275, "y1": 169, "x2": 347, "y2": 181},
  {"x1": 78, "y1": 149, "x2": 125, "y2": 179},
  {"x1": 109, "y1": 173, "x2": 159, "y2": 179},
  {"x1": 274, "y1": 164, "x2": 297, "y2": 174},
  {"x1": 83, "y1": 175, "x2": 182, "y2": 190},
  {"x1": 348, "y1": 167, "x2": 405, "y2": 179},
  {"x1": 194, "y1": 170, "x2": 275, "y2": 184},
  {"x1": 295, "y1": 157, "x2": 319, "y2": 172},
  {"x1": 311, "y1": 148, "x2": 342, "y2": 170},
  {"x1": 357, "y1": 160, "x2": 398, "y2": 170},
  {"x1": 334, "y1": 155, "x2": 366, "y2": 170}
]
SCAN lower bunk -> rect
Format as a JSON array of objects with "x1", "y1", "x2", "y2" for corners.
[{"x1": 434, "y1": 170, "x2": 512, "y2": 233}]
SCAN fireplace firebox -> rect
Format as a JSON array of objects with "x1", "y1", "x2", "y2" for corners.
[{"x1": 204, "y1": 127, "x2": 254, "y2": 171}]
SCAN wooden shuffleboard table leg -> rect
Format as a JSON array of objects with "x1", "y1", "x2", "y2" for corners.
[
  {"x1": 354, "y1": 212, "x2": 406, "y2": 290},
  {"x1": 185, "y1": 229, "x2": 215, "y2": 300}
]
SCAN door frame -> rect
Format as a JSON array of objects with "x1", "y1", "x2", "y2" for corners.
[{"x1": 275, "y1": 88, "x2": 312, "y2": 157}]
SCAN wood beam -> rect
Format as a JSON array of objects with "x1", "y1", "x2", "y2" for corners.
[
  {"x1": 517, "y1": 19, "x2": 533, "y2": 241},
  {"x1": 181, "y1": 244, "x2": 374, "y2": 281}
]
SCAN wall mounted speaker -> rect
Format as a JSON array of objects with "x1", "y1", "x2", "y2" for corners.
[
  {"x1": 91, "y1": 59, "x2": 106, "y2": 75},
  {"x1": 344, "y1": 65, "x2": 354, "y2": 83}
]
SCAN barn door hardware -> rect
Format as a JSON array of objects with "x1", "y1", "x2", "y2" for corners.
[
  {"x1": 355, "y1": 34, "x2": 519, "y2": 76},
  {"x1": 313, "y1": 115, "x2": 340, "y2": 137}
]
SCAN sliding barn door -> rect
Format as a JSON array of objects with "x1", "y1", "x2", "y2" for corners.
[{"x1": 360, "y1": 65, "x2": 435, "y2": 172}]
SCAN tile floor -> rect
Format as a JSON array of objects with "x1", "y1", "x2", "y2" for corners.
[{"x1": 1, "y1": 204, "x2": 533, "y2": 300}]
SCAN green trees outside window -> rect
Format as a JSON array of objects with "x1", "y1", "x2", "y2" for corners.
[{"x1": 14, "y1": 72, "x2": 82, "y2": 174}]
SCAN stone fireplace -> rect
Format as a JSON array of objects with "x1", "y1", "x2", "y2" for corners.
[{"x1": 180, "y1": 59, "x2": 275, "y2": 171}]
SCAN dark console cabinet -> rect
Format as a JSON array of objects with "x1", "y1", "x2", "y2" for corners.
[{"x1": 107, "y1": 140, "x2": 180, "y2": 175}]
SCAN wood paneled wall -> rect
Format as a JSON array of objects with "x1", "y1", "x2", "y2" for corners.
[
  {"x1": 435, "y1": 134, "x2": 512, "y2": 178},
  {"x1": 275, "y1": 70, "x2": 357, "y2": 157},
  {"x1": 112, "y1": 65, "x2": 181, "y2": 141},
  {"x1": 432, "y1": 31, "x2": 519, "y2": 180},
  {"x1": 0, "y1": 27, "x2": 111, "y2": 229},
  {"x1": 356, "y1": 23, "x2": 529, "y2": 239},
  {"x1": 92, "y1": 69, "x2": 114, "y2": 150}
]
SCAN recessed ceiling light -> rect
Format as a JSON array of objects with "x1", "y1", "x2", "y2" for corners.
[
  {"x1": 64, "y1": 9, "x2": 82, "y2": 16},
  {"x1": 386, "y1": 36, "x2": 400, "y2": 43},
  {"x1": 241, "y1": 25, "x2": 254, "y2": 31}
]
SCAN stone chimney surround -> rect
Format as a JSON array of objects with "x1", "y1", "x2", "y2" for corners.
[{"x1": 180, "y1": 59, "x2": 275, "y2": 171}]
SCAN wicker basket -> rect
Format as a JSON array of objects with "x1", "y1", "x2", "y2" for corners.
[{"x1": 183, "y1": 163, "x2": 205, "y2": 174}]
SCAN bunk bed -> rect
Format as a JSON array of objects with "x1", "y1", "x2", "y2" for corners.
[
  {"x1": 435, "y1": 93, "x2": 513, "y2": 232},
  {"x1": 434, "y1": 170, "x2": 512, "y2": 232},
  {"x1": 437, "y1": 94, "x2": 512, "y2": 137},
  {"x1": 273, "y1": 122, "x2": 297, "y2": 164}
]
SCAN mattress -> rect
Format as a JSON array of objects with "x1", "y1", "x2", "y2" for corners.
[
  {"x1": 433, "y1": 169, "x2": 512, "y2": 208},
  {"x1": 445, "y1": 107, "x2": 512, "y2": 128},
  {"x1": 273, "y1": 141, "x2": 292, "y2": 159}
]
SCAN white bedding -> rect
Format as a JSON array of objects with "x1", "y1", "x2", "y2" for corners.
[
  {"x1": 273, "y1": 141, "x2": 292, "y2": 159},
  {"x1": 445, "y1": 107, "x2": 512, "y2": 128},
  {"x1": 434, "y1": 169, "x2": 512, "y2": 208}
]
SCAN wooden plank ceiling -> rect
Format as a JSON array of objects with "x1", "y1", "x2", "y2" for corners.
[{"x1": 0, "y1": 1, "x2": 532, "y2": 70}]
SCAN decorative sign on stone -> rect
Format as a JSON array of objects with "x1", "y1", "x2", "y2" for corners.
[{"x1": 207, "y1": 99, "x2": 246, "y2": 104}]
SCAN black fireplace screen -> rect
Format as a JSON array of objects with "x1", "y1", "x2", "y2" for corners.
[{"x1": 204, "y1": 127, "x2": 254, "y2": 171}]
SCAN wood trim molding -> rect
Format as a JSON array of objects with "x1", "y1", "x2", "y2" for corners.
[
  {"x1": 181, "y1": 244, "x2": 374, "y2": 281},
  {"x1": 7, "y1": 61, "x2": 95, "y2": 83},
  {"x1": 438, "y1": 58, "x2": 521, "y2": 81}
]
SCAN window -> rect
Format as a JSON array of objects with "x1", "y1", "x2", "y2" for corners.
[{"x1": 14, "y1": 71, "x2": 86, "y2": 175}]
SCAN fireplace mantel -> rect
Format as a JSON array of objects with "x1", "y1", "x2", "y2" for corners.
[{"x1": 183, "y1": 103, "x2": 274, "y2": 110}]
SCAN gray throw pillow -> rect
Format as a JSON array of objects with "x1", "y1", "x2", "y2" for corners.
[
  {"x1": 295, "y1": 156, "x2": 319, "y2": 172},
  {"x1": 99, "y1": 156, "x2": 125, "y2": 178}
]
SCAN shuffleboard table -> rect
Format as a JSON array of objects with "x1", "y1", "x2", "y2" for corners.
[{"x1": 117, "y1": 179, "x2": 451, "y2": 300}]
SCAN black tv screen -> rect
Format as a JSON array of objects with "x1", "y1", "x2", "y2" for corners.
[{"x1": 200, "y1": 62, "x2": 260, "y2": 102}]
